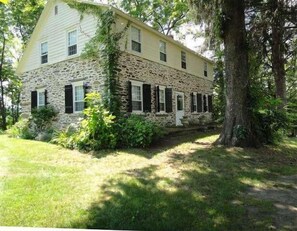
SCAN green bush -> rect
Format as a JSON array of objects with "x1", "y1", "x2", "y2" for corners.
[
  {"x1": 53, "y1": 93, "x2": 117, "y2": 151},
  {"x1": 7, "y1": 119, "x2": 36, "y2": 139},
  {"x1": 117, "y1": 115, "x2": 164, "y2": 148},
  {"x1": 8, "y1": 106, "x2": 58, "y2": 141},
  {"x1": 31, "y1": 106, "x2": 58, "y2": 133}
]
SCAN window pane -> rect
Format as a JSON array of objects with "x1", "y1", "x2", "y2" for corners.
[
  {"x1": 160, "y1": 41, "x2": 166, "y2": 53},
  {"x1": 132, "y1": 101, "x2": 142, "y2": 111},
  {"x1": 132, "y1": 85, "x2": 141, "y2": 101},
  {"x1": 41, "y1": 55, "x2": 48, "y2": 64},
  {"x1": 68, "y1": 45, "x2": 77, "y2": 56},
  {"x1": 75, "y1": 85, "x2": 84, "y2": 101},
  {"x1": 160, "y1": 52, "x2": 167, "y2": 62},
  {"x1": 160, "y1": 103, "x2": 165, "y2": 111},
  {"x1": 159, "y1": 89, "x2": 165, "y2": 103},
  {"x1": 177, "y1": 95, "x2": 183, "y2": 111},
  {"x1": 68, "y1": 30, "x2": 77, "y2": 46},
  {"x1": 38, "y1": 91, "x2": 45, "y2": 107},
  {"x1": 41, "y1": 42, "x2": 48, "y2": 55},
  {"x1": 75, "y1": 102, "x2": 84, "y2": 112},
  {"x1": 181, "y1": 51, "x2": 186, "y2": 62},
  {"x1": 131, "y1": 27, "x2": 140, "y2": 42},
  {"x1": 132, "y1": 41, "x2": 141, "y2": 52}
]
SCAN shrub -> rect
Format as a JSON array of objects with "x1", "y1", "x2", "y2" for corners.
[
  {"x1": 117, "y1": 115, "x2": 164, "y2": 148},
  {"x1": 31, "y1": 106, "x2": 58, "y2": 133},
  {"x1": 53, "y1": 93, "x2": 117, "y2": 151},
  {"x1": 7, "y1": 119, "x2": 36, "y2": 139}
]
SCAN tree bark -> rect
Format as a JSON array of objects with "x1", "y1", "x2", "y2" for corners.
[
  {"x1": 0, "y1": 35, "x2": 7, "y2": 130},
  {"x1": 216, "y1": 0, "x2": 257, "y2": 147},
  {"x1": 271, "y1": 0, "x2": 286, "y2": 106}
]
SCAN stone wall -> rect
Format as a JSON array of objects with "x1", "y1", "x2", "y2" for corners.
[{"x1": 20, "y1": 52, "x2": 213, "y2": 128}]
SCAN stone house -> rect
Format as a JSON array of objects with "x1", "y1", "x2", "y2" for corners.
[{"x1": 17, "y1": 0, "x2": 214, "y2": 128}]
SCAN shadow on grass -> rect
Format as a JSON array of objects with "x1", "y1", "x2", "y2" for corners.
[
  {"x1": 91, "y1": 130, "x2": 219, "y2": 160},
  {"x1": 68, "y1": 135, "x2": 297, "y2": 231}
]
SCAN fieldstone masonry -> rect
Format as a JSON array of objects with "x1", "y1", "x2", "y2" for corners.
[{"x1": 21, "y1": 52, "x2": 213, "y2": 128}]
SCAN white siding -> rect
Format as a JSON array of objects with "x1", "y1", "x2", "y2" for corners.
[
  {"x1": 19, "y1": 1, "x2": 213, "y2": 80},
  {"x1": 21, "y1": 0, "x2": 97, "y2": 73}
]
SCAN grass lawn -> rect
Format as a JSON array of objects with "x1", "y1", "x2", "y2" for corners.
[{"x1": 0, "y1": 132, "x2": 296, "y2": 230}]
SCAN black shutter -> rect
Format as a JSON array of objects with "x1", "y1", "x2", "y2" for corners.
[
  {"x1": 44, "y1": 90, "x2": 48, "y2": 106},
  {"x1": 155, "y1": 86, "x2": 160, "y2": 113},
  {"x1": 165, "y1": 88, "x2": 173, "y2": 113},
  {"x1": 31, "y1": 91, "x2": 37, "y2": 111},
  {"x1": 191, "y1": 93, "x2": 194, "y2": 112},
  {"x1": 208, "y1": 95, "x2": 213, "y2": 112},
  {"x1": 197, "y1": 93, "x2": 203, "y2": 112},
  {"x1": 203, "y1": 95, "x2": 208, "y2": 112},
  {"x1": 65, "y1": 85, "x2": 73, "y2": 114},
  {"x1": 127, "y1": 81, "x2": 132, "y2": 112},
  {"x1": 83, "y1": 85, "x2": 88, "y2": 109},
  {"x1": 143, "y1": 84, "x2": 151, "y2": 112}
]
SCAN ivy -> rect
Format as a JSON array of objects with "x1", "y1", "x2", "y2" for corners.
[{"x1": 63, "y1": 0, "x2": 129, "y2": 116}]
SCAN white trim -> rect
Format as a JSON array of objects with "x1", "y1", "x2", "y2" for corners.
[
  {"x1": 37, "y1": 88, "x2": 45, "y2": 108},
  {"x1": 40, "y1": 41, "x2": 48, "y2": 65},
  {"x1": 130, "y1": 80, "x2": 143, "y2": 113},
  {"x1": 158, "y1": 85, "x2": 166, "y2": 113},
  {"x1": 72, "y1": 81, "x2": 84, "y2": 113},
  {"x1": 67, "y1": 29, "x2": 78, "y2": 57},
  {"x1": 130, "y1": 25, "x2": 142, "y2": 54}
]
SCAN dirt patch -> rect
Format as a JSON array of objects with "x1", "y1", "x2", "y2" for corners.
[{"x1": 247, "y1": 175, "x2": 297, "y2": 230}]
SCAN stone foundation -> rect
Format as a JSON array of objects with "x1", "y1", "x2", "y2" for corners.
[{"x1": 21, "y1": 52, "x2": 213, "y2": 128}]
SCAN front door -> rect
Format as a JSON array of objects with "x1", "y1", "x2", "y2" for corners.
[{"x1": 175, "y1": 92, "x2": 185, "y2": 126}]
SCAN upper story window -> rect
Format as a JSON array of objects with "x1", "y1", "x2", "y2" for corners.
[
  {"x1": 68, "y1": 30, "x2": 77, "y2": 56},
  {"x1": 204, "y1": 62, "x2": 208, "y2": 77},
  {"x1": 37, "y1": 89, "x2": 45, "y2": 108},
  {"x1": 160, "y1": 41, "x2": 167, "y2": 62},
  {"x1": 40, "y1": 42, "x2": 48, "y2": 64},
  {"x1": 131, "y1": 81, "x2": 143, "y2": 112},
  {"x1": 54, "y1": 5, "x2": 58, "y2": 15},
  {"x1": 181, "y1": 51, "x2": 186, "y2": 69},
  {"x1": 131, "y1": 26, "x2": 141, "y2": 53}
]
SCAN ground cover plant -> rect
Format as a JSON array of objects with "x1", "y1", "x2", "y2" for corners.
[{"x1": 0, "y1": 132, "x2": 296, "y2": 230}]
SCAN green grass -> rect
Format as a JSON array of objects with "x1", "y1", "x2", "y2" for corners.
[{"x1": 0, "y1": 133, "x2": 296, "y2": 230}]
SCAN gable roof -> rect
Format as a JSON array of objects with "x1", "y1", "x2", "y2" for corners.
[{"x1": 17, "y1": 0, "x2": 213, "y2": 74}]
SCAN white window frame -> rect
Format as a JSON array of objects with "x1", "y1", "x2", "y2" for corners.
[
  {"x1": 192, "y1": 92, "x2": 197, "y2": 113},
  {"x1": 40, "y1": 42, "x2": 48, "y2": 64},
  {"x1": 158, "y1": 85, "x2": 166, "y2": 113},
  {"x1": 131, "y1": 26, "x2": 141, "y2": 53},
  {"x1": 160, "y1": 41, "x2": 167, "y2": 62},
  {"x1": 37, "y1": 88, "x2": 45, "y2": 108},
  {"x1": 67, "y1": 29, "x2": 78, "y2": 56},
  {"x1": 72, "y1": 81, "x2": 84, "y2": 113},
  {"x1": 131, "y1": 80, "x2": 143, "y2": 113}
]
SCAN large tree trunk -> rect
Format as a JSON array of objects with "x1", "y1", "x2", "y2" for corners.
[
  {"x1": 0, "y1": 35, "x2": 7, "y2": 130},
  {"x1": 216, "y1": 0, "x2": 257, "y2": 147},
  {"x1": 271, "y1": 0, "x2": 286, "y2": 106}
]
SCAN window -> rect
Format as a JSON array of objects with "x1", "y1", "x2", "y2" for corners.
[
  {"x1": 40, "y1": 42, "x2": 48, "y2": 64},
  {"x1": 192, "y1": 93, "x2": 197, "y2": 112},
  {"x1": 204, "y1": 62, "x2": 208, "y2": 77},
  {"x1": 73, "y1": 84, "x2": 84, "y2": 112},
  {"x1": 159, "y1": 88, "x2": 166, "y2": 112},
  {"x1": 132, "y1": 83, "x2": 142, "y2": 111},
  {"x1": 160, "y1": 41, "x2": 167, "y2": 62},
  {"x1": 131, "y1": 26, "x2": 141, "y2": 52},
  {"x1": 181, "y1": 51, "x2": 186, "y2": 69},
  {"x1": 55, "y1": 5, "x2": 58, "y2": 15},
  {"x1": 68, "y1": 30, "x2": 77, "y2": 56},
  {"x1": 203, "y1": 94, "x2": 208, "y2": 112},
  {"x1": 37, "y1": 89, "x2": 45, "y2": 108}
]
